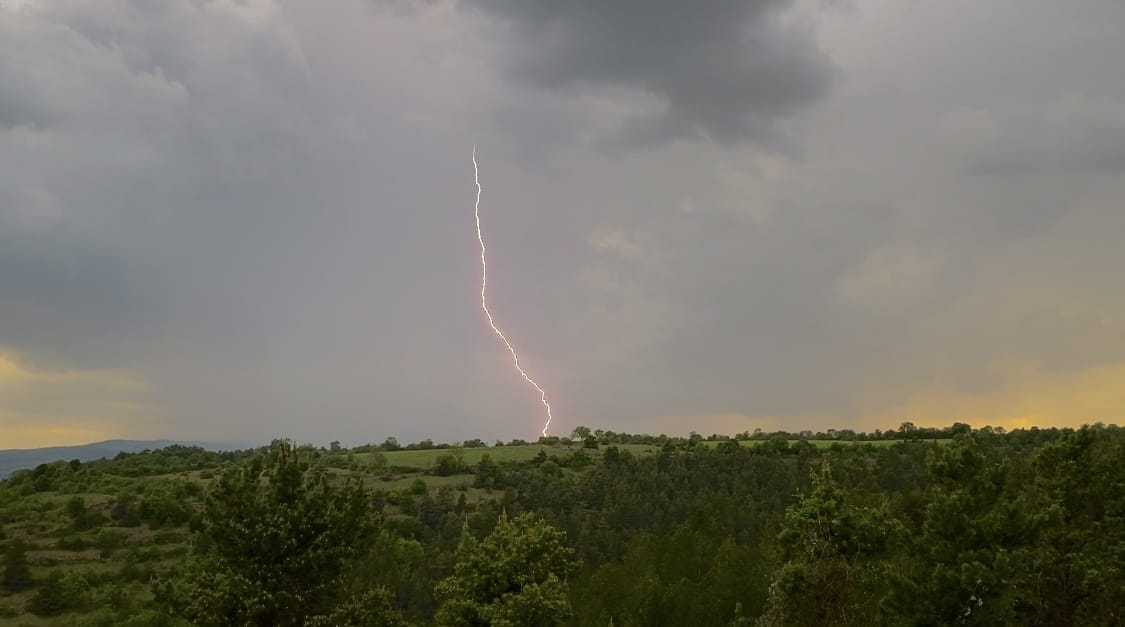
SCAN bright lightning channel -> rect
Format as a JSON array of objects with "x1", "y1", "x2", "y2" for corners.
[{"x1": 473, "y1": 146, "x2": 554, "y2": 438}]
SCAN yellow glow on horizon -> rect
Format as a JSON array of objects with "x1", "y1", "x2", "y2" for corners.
[
  {"x1": 0, "y1": 351, "x2": 162, "y2": 449},
  {"x1": 636, "y1": 360, "x2": 1125, "y2": 437},
  {"x1": 884, "y1": 358, "x2": 1125, "y2": 431},
  {"x1": 0, "y1": 420, "x2": 119, "y2": 450}
]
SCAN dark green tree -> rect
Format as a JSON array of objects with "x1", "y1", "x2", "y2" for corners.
[
  {"x1": 2, "y1": 540, "x2": 33, "y2": 592},
  {"x1": 759, "y1": 466, "x2": 901, "y2": 626},
  {"x1": 885, "y1": 436, "x2": 1047, "y2": 625},
  {"x1": 28, "y1": 570, "x2": 89, "y2": 616},
  {"x1": 435, "y1": 512, "x2": 579, "y2": 626},
  {"x1": 572, "y1": 525, "x2": 767, "y2": 627},
  {"x1": 157, "y1": 440, "x2": 402, "y2": 626}
]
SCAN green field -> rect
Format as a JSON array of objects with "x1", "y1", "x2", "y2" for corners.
[
  {"x1": 369, "y1": 439, "x2": 942, "y2": 470},
  {"x1": 368, "y1": 443, "x2": 660, "y2": 469}
]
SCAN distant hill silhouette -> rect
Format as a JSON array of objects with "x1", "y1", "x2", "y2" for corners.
[{"x1": 0, "y1": 439, "x2": 243, "y2": 479}]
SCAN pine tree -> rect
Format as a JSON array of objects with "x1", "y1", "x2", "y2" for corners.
[{"x1": 156, "y1": 440, "x2": 404, "y2": 626}]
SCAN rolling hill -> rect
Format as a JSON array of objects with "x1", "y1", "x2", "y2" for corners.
[{"x1": 0, "y1": 439, "x2": 239, "y2": 478}]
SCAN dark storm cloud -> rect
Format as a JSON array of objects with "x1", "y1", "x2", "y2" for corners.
[
  {"x1": 0, "y1": 0, "x2": 315, "y2": 366},
  {"x1": 459, "y1": 0, "x2": 834, "y2": 146}
]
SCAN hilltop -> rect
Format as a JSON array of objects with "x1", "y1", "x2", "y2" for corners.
[{"x1": 0, "y1": 440, "x2": 238, "y2": 479}]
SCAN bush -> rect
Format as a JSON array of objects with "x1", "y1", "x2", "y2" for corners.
[
  {"x1": 139, "y1": 484, "x2": 191, "y2": 528},
  {"x1": 28, "y1": 570, "x2": 90, "y2": 616},
  {"x1": 0, "y1": 598, "x2": 17, "y2": 618},
  {"x1": 94, "y1": 582, "x2": 129, "y2": 610},
  {"x1": 540, "y1": 460, "x2": 561, "y2": 477},
  {"x1": 2, "y1": 540, "x2": 33, "y2": 593},
  {"x1": 96, "y1": 529, "x2": 128, "y2": 558},
  {"x1": 368, "y1": 453, "x2": 388, "y2": 473},
  {"x1": 433, "y1": 454, "x2": 465, "y2": 477},
  {"x1": 65, "y1": 496, "x2": 106, "y2": 531},
  {"x1": 110, "y1": 495, "x2": 141, "y2": 527},
  {"x1": 118, "y1": 557, "x2": 151, "y2": 584}
]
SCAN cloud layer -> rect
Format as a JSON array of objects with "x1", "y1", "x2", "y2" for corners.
[{"x1": 3, "y1": 0, "x2": 1124, "y2": 446}]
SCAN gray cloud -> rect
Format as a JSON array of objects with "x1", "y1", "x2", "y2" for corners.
[
  {"x1": 459, "y1": 0, "x2": 834, "y2": 147},
  {"x1": 3, "y1": 0, "x2": 1125, "y2": 447},
  {"x1": 953, "y1": 94, "x2": 1125, "y2": 177}
]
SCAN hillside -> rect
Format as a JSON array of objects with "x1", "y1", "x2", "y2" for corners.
[
  {"x1": 0, "y1": 426, "x2": 1122, "y2": 625},
  {"x1": 0, "y1": 440, "x2": 238, "y2": 479}
]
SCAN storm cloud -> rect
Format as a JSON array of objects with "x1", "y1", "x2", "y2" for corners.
[
  {"x1": 458, "y1": 0, "x2": 833, "y2": 147},
  {"x1": 2, "y1": 0, "x2": 1125, "y2": 448}
]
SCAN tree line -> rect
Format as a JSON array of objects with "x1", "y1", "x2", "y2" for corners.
[{"x1": 2, "y1": 423, "x2": 1123, "y2": 625}]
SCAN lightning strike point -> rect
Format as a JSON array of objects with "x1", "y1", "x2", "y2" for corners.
[{"x1": 473, "y1": 146, "x2": 554, "y2": 438}]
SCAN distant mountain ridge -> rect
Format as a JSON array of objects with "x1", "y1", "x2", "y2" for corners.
[{"x1": 0, "y1": 439, "x2": 241, "y2": 479}]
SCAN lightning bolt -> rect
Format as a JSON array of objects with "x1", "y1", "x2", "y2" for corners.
[{"x1": 473, "y1": 146, "x2": 554, "y2": 438}]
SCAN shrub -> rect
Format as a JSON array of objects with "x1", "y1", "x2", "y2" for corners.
[
  {"x1": 28, "y1": 570, "x2": 90, "y2": 616},
  {"x1": 96, "y1": 529, "x2": 128, "y2": 558},
  {"x1": 94, "y1": 582, "x2": 129, "y2": 610},
  {"x1": 433, "y1": 454, "x2": 465, "y2": 477},
  {"x1": 0, "y1": 598, "x2": 17, "y2": 618},
  {"x1": 139, "y1": 484, "x2": 191, "y2": 528},
  {"x1": 110, "y1": 495, "x2": 141, "y2": 527},
  {"x1": 2, "y1": 540, "x2": 33, "y2": 592},
  {"x1": 65, "y1": 496, "x2": 106, "y2": 530}
]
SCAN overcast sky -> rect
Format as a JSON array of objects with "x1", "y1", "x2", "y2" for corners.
[{"x1": 3, "y1": 0, "x2": 1124, "y2": 448}]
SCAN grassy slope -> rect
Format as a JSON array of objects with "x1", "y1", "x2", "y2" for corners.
[
  {"x1": 0, "y1": 438, "x2": 945, "y2": 623},
  {"x1": 0, "y1": 441, "x2": 238, "y2": 480},
  {"x1": 372, "y1": 439, "x2": 934, "y2": 470}
]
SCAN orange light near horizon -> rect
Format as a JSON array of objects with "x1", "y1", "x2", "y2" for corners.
[{"x1": 473, "y1": 146, "x2": 555, "y2": 437}]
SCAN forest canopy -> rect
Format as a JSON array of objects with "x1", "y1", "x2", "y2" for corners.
[{"x1": 1, "y1": 423, "x2": 1123, "y2": 625}]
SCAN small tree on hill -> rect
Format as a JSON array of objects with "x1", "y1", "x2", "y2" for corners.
[
  {"x1": 28, "y1": 570, "x2": 89, "y2": 616},
  {"x1": 2, "y1": 540, "x2": 33, "y2": 592}
]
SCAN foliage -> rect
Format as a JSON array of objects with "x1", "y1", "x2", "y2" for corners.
[
  {"x1": 155, "y1": 439, "x2": 399, "y2": 626},
  {"x1": 435, "y1": 512, "x2": 579, "y2": 626},
  {"x1": 572, "y1": 524, "x2": 768, "y2": 626},
  {"x1": 2, "y1": 539, "x2": 33, "y2": 592},
  {"x1": 758, "y1": 466, "x2": 902, "y2": 626},
  {"x1": 28, "y1": 569, "x2": 90, "y2": 616},
  {"x1": 0, "y1": 597, "x2": 16, "y2": 618},
  {"x1": 1, "y1": 424, "x2": 1124, "y2": 625}
]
